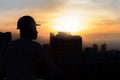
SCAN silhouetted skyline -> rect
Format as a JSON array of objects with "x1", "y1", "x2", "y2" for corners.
[
  {"x1": 0, "y1": 31, "x2": 120, "y2": 79},
  {"x1": 1, "y1": 0, "x2": 120, "y2": 51},
  {"x1": 1, "y1": 31, "x2": 120, "y2": 51}
]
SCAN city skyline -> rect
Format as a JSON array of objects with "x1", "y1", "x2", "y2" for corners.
[{"x1": 0, "y1": 0, "x2": 120, "y2": 49}]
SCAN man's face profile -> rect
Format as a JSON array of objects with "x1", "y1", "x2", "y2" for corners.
[{"x1": 29, "y1": 26, "x2": 38, "y2": 40}]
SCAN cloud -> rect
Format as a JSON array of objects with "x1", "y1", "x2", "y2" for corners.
[
  {"x1": 91, "y1": 0, "x2": 114, "y2": 5},
  {"x1": 89, "y1": 18, "x2": 120, "y2": 34},
  {"x1": 0, "y1": 0, "x2": 67, "y2": 12},
  {"x1": 67, "y1": 0, "x2": 120, "y2": 12},
  {"x1": 95, "y1": 18, "x2": 120, "y2": 27}
]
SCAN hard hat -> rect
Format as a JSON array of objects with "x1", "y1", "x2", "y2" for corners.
[{"x1": 17, "y1": 15, "x2": 40, "y2": 29}]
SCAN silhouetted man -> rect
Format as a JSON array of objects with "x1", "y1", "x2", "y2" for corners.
[{"x1": 6, "y1": 15, "x2": 63, "y2": 80}]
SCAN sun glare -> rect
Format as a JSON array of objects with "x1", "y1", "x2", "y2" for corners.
[{"x1": 53, "y1": 15, "x2": 85, "y2": 34}]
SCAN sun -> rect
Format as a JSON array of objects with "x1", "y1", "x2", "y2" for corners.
[{"x1": 52, "y1": 15, "x2": 85, "y2": 34}]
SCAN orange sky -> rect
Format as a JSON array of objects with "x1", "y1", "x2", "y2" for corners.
[{"x1": 0, "y1": 0, "x2": 120, "y2": 49}]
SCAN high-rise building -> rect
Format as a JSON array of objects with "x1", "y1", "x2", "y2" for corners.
[
  {"x1": 56, "y1": 32, "x2": 71, "y2": 38},
  {"x1": 0, "y1": 32, "x2": 12, "y2": 45},
  {"x1": 101, "y1": 43, "x2": 107, "y2": 52},
  {"x1": 0, "y1": 32, "x2": 12, "y2": 54},
  {"x1": 50, "y1": 32, "x2": 82, "y2": 67},
  {"x1": 50, "y1": 32, "x2": 82, "y2": 52},
  {"x1": 85, "y1": 43, "x2": 98, "y2": 54},
  {"x1": 50, "y1": 32, "x2": 82, "y2": 57},
  {"x1": 93, "y1": 43, "x2": 98, "y2": 52}
]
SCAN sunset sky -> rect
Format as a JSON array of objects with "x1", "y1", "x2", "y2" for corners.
[{"x1": 0, "y1": 0, "x2": 120, "y2": 50}]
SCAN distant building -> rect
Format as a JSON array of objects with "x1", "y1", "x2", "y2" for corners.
[
  {"x1": 85, "y1": 47, "x2": 97, "y2": 54},
  {"x1": 101, "y1": 43, "x2": 107, "y2": 52},
  {"x1": 85, "y1": 43, "x2": 98, "y2": 54},
  {"x1": 0, "y1": 32, "x2": 12, "y2": 53},
  {"x1": 0, "y1": 32, "x2": 12, "y2": 45},
  {"x1": 50, "y1": 32, "x2": 82, "y2": 52},
  {"x1": 56, "y1": 32, "x2": 71, "y2": 38},
  {"x1": 93, "y1": 43, "x2": 98, "y2": 52},
  {"x1": 50, "y1": 32, "x2": 82, "y2": 64}
]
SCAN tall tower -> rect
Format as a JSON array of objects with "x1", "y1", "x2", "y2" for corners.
[
  {"x1": 101, "y1": 43, "x2": 107, "y2": 52},
  {"x1": 50, "y1": 32, "x2": 82, "y2": 66},
  {"x1": 0, "y1": 32, "x2": 12, "y2": 45},
  {"x1": 93, "y1": 43, "x2": 98, "y2": 52},
  {"x1": 50, "y1": 32, "x2": 82, "y2": 57}
]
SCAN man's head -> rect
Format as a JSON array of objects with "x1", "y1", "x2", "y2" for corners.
[{"x1": 17, "y1": 16, "x2": 39, "y2": 40}]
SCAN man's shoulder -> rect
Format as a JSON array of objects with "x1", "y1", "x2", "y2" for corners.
[
  {"x1": 31, "y1": 41, "x2": 43, "y2": 53},
  {"x1": 10, "y1": 38, "x2": 42, "y2": 48},
  {"x1": 31, "y1": 41, "x2": 42, "y2": 47}
]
